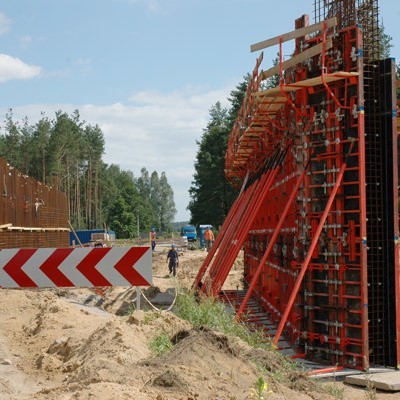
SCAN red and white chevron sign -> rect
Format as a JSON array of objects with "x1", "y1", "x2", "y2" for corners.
[{"x1": 0, "y1": 247, "x2": 152, "y2": 288}]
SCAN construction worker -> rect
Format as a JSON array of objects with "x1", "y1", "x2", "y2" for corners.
[
  {"x1": 166, "y1": 244, "x2": 179, "y2": 276},
  {"x1": 150, "y1": 228, "x2": 156, "y2": 251},
  {"x1": 204, "y1": 227, "x2": 214, "y2": 252}
]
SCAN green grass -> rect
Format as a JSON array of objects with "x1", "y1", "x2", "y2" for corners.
[
  {"x1": 248, "y1": 376, "x2": 273, "y2": 399},
  {"x1": 149, "y1": 331, "x2": 173, "y2": 355},
  {"x1": 147, "y1": 291, "x2": 275, "y2": 357},
  {"x1": 174, "y1": 291, "x2": 273, "y2": 350}
]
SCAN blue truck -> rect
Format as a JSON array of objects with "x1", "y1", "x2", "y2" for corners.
[{"x1": 180, "y1": 225, "x2": 197, "y2": 242}]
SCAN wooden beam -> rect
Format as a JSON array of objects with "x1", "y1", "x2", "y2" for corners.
[
  {"x1": 250, "y1": 17, "x2": 336, "y2": 52},
  {"x1": 256, "y1": 71, "x2": 359, "y2": 96},
  {"x1": 7, "y1": 226, "x2": 69, "y2": 232},
  {"x1": 259, "y1": 38, "x2": 333, "y2": 81},
  {"x1": 0, "y1": 223, "x2": 12, "y2": 229}
]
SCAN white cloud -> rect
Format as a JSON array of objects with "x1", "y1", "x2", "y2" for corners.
[
  {"x1": 2, "y1": 85, "x2": 232, "y2": 220},
  {"x1": 0, "y1": 13, "x2": 12, "y2": 35},
  {"x1": 0, "y1": 54, "x2": 41, "y2": 82}
]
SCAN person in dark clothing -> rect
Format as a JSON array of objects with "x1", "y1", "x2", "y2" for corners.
[
  {"x1": 151, "y1": 228, "x2": 156, "y2": 251},
  {"x1": 166, "y1": 244, "x2": 179, "y2": 276}
]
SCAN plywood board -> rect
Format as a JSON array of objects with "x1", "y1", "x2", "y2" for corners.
[
  {"x1": 345, "y1": 372, "x2": 400, "y2": 392},
  {"x1": 256, "y1": 71, "x2": 359, "y2": 97},
  {"x1": 251, "y1": 17, "x2": 337, "y2": 52}
]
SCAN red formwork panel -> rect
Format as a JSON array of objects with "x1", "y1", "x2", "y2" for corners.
[
  {"x1": 225, "y1": 20, "x2": 372, "y2": 369},
  {"x1": 200, "y1": 4, "x2": 399, "y2": 369}
]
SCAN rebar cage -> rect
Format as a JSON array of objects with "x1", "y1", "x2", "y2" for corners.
[{"x1": 0, "y1": 157, "x2": 69, "y2": 248}]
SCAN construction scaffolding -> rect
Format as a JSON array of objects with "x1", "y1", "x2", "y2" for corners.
[
  {"x1": 0, "y1": 157, "x2": 69, "y2": 248},
  {"x1": 194, "y1": 0, "x2": 399, "y2": 370}
]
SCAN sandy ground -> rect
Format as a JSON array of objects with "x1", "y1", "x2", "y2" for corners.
[{"x1": 0, "y1": 243, "x2": 398, "y2": 399}]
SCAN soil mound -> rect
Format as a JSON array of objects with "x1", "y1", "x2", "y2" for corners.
[{"x1": 0, "y1": 248, "x2": 395, "y2": 399}]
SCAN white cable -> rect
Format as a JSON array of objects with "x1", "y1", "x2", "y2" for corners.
[{"x1": 140, "y1": 287, "x2": 178, "y2": 313}]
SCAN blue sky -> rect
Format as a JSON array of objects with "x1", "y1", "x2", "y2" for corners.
[{"x1": 0, "y1": 1, "x2": 399, "y2": 222}]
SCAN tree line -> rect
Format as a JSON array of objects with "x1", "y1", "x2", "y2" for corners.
[
  {"x1": 0, "y1": 29, "x2": 395, "y2": 239},
  {"x1": 0, "y1": 109, "x2": 176, "y2": 239},
  {"x1": 187, "y1": 79, "x2": 248, "y2": 229}
]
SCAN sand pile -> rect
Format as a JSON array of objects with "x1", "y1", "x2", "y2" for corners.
[{"x1": 0, "y1": 248, "x2": 397, "y2": 399}]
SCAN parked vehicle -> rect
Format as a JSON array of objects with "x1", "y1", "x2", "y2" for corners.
[{"x1": 180, "y1": 225, "x2": 198, "y2": 242}]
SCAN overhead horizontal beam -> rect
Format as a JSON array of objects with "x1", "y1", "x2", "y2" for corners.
[
  {"x1": 260, "y1": 38, "x2": 333, "y2": 81},
  {"x1": 250, "y1": 17, "x2": 337, "y2": 52},
  {"x1": 256, "y1": 71, "x2": 359, "y2": 96}
]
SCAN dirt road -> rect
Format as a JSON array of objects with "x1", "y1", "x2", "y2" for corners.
[{"x1": 0, "y1": 246, "x2": 397, "y2": 399}]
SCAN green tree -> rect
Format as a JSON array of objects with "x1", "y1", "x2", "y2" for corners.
[
  {"x1": 82, "y1": 124, "x2": 105, "y2": 229},
  {"x1": 136, "y1": 167, "x2": 158, "y2": 230},
  {"x1": 227, "y1": 76, "x2": 249, "y2": 128},
  {"x1": 188, "y1": 77, "x2": 249, "y2": 228},
  {"x1": 47, "y1": 110, "x2": 82, "y2": 193},
  {"x1": 188, "y1": 102, "x2": 234, "y2": 227},
  {"x1": 137, "y1": 167, "x2": 151, "y2": 199},
  {"x1": 149, "y1": 171, "x2": 161, "y2": 224},
  {"x1": 19, "y1": 117, "x2": 34, "y2": 175},
  {"x1": 0, "y1": 108, "x2": 176, "y2": 237},
  {"x1": 159, "y1": 172, "x2": 176, "y2": 231},
  {"x1": 107, "y1": 196, "x2": 136, "y2": 238},
  {"x1": 265, "y1": 55, "x2": 280, "y2": 89},
  {"x1": 379, "y1": 20, "x2": 393, "y2": 59},
  {"x1": 31, "y1": 114, "x2": 51, "y2": 184},
  {"x1": 0, "y1": 109, "x2": 22, "y2": 169},
  {"x1": 105, "y1": 167, "x2": 139, "y2": 238}
]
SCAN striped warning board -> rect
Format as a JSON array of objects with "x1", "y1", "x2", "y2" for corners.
[{"x1": 0, "y1": 247, "x2": 152, "y2": 288}]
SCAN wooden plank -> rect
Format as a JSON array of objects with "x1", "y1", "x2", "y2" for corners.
[
  {"x1": 257, "y1": 95, "x2": 287, "y2": 102},
  {"x1": 256, "y1": 71, "x2": 359, "y2": 96},
  {"x1": 0, "y1": 223, "x2": 12, "y2": 229},
  {"x1": 7, "y1": 227, "x2": 69, "y2": 232},
  {"x1": 250, "y1": 17, "x2": 336, "y2": 52},
  {"x1": 259, "y1": 38, "x2": 333, "y2": 81},
  {"x1": 43, "y1": 228, "x2": 70, "y2": 231}
]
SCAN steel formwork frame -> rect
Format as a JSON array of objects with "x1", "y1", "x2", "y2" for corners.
[{"x1": 195, "y1": 0, "x2": 399, "y2": 371}]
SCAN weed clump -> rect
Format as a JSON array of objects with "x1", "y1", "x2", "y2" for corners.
[
  {"x1": 174, "y1": 292, "x2": 273, "y2": 350},
  {"x1": 149, "y1": 331, "x2": 173, "y2": 355}
]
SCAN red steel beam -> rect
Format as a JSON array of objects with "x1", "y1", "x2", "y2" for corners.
[
  {"x1": 355, "y1": 24, "x2": 369, "y2": 370},
  {"x1": 197, "y1": 171, "x2": 270, "y2": 294},
  {"x1": 199, "y1": 151, "x2": 285, "y2": 294},
  {"x1": 198, "y1": 166, "x2": 275, "y2": 294},
  {"x1": 307, "y1": 366, "x2": 344, "y2": 376},
  {"x1": 272, "y1": 159, "x2": 348, "y2": 347},
  {"x1": 193, "y1": 174, "x2": 251, "y2": 290},
  {"x1": 204, "y1": 153, "x2": 286, "y2": 296},
  {"x1": 236, "y1": 162, "x2": 310, "y2": 319}
]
